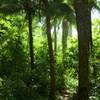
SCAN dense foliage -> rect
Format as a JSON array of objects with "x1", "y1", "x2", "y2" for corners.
[{"x1": 0, "y1": 0, "x2": 100, "y2": 100}]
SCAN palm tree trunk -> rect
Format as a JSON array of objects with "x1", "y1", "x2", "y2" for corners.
[
  {"x1": 61, "y1": 18, "x2": 68, "y2": 92},
  {"x1": 43, "y1": 0, "x2": 56, "y2": 99},
  {"x1": 28, "y1": 11, "x2": 34, "y2": 69},
  {"x1": 89, "y1": 8, "x2": 93, "y2": 52},
  {"x1": 54, "y1": 20, "x2": 57, "y2": 57},
  {"x1": 27, "y1": 0, "x2": 34, "y2": 69},
  {"x1": 46, "y1": 15, "x2": 56, "y2": 100},
  {"x1": 74, "y1": 0, "x2": 90, "y2": 100}
]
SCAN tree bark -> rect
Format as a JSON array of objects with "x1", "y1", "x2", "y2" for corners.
[
  {"x1": 46, "y1": 15, "x2": 56, "y2": 100},
  {"x1": 54, "y1": 20, "x2": 57, "y2": 57},
  {"x1": 62, "y1": 19, "x2": 68, "y2": 62},
  {"x1": 89, "y1": 7, "x2": 93, "y2": 53},
  {"x1": 43, "y1": 0, "x2": 56, "y2": 100},
  {"x1": 28, "y1": 11, "x2": 34, "y2": 69},
  {"x1": 74, "y1": 0, "x2": 90, "y2": 100},
  {"x1": 61, "y1": 18, "x2": 68, "y2": 91},
  {"x1": 26, "y1": 0, "x2": 34, "y2": 69}
]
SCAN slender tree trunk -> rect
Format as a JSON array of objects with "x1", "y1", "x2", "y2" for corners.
[
  {"x1": 68, "y1": 22, "x2": 72, "y2": 37},
  {"x1": 74, "y1": 0, "x2": 90, "y2": 100},
  {"x1": 43, "y1": 0, "x2": 56, "y2": 99},
  {"x1": 89, "y1": 8, "x2": 93, "y2": 53},
  {"x1": 54, "y1": 20, "x2": 57, "y2": 57},
  {"x1": 61, "y1": 18, "x2": 68, "y2": 92},
  {"x1": 46, "y1": 15, "x2": 56, "y2": 100},
  {"x1": 28, "y1": 11, "x2": 34, "y2": 69},
  {"x1": 62, "y1": 19, "x2": 68, "y2": 59},
  {"x1": 27, "y1": 0, "x2": 34, "y2": 69}
]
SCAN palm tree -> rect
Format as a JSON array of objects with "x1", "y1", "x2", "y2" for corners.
[
  {"x1": 42, "y1": 0, "x2": 56, "y2": 99},
  {"x1": 74, "y1": 0, "x2": 90, "y2": 99},
  {"x1": 53, "y1": 1, "x2": 75, "y2": 93},
  {"x1": 42, "y1": 1, "x2": 75, "y2": 99}
]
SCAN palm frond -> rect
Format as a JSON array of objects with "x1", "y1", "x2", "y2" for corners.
[{"x1": 48, "y1": 2, "x2": 75, "y2": 24}]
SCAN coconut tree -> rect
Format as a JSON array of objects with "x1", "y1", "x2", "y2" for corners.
[{"x1": 38, "y1": 0, "x2": 75, "y2": 99}]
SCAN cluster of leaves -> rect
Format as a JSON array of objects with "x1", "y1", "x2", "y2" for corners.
[
  {"x1": 0, "y1": 15, "x2": 50, "y2": 100},
  {"x1": 89, "y1": 19, "x2": 100, "y2": 100}
]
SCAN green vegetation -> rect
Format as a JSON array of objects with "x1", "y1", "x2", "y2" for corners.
[{"x1": 0, "y1": 0, "x2": 100, "y2": 100}]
